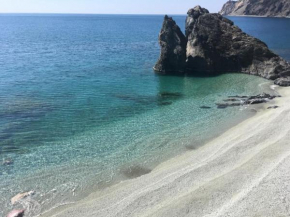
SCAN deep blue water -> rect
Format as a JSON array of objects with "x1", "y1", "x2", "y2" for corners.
[{"x1": 0, "y1": 14, "x2": 289, "y2": 216}]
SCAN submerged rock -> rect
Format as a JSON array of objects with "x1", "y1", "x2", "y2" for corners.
[
  {"x1": 216, "y1": 93, "x2": 277, "y2": 108},
  {"x1": 158, "y1": 101, "x2": 173, "y2": 106},
  {"x1": 200, "y1": 106, "x2": 212, "y2": 109},
  {"x1": 223, "y1": 98, "x2": 239, "y2": 102},
  {"x1": 121, "y1": 166, "x2": 152, "y2": 179},
  {"x1": 228, "y1": 95, "x2": 248, "y2": 98},
  {"x1": 268, "y1": 106, "x2": 279, "y2": 109},
  {"x1": 6, "y1": 209, "x2": 25, "y2": 217},
  {"x1": 2, "y1": 159, "x2": 14, "y2": 166},
  {"x1": 158, "y1": 92, "x2": 183, "y2": 98},
  {"x1": 154, "y1": 6, "x2": 290, "y2": 86},
  {"x1": 11, "y1": 191, "x2": 35, "y2": 205},
  {"x1": 216, "y1": 102, "x2": 241, "y2": 109}
]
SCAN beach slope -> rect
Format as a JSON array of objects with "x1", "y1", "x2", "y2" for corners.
[{"x1": 43, "y1": 87, "x2": 290, "y2": 217}]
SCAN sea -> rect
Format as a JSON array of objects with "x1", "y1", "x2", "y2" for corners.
[{"x1": 0, "y1": 14, "x2": 289, "y2": 216}]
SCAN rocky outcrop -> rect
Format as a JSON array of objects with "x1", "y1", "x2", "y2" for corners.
[
  {"x1": 153, "y1": 15, "x2": 187, "y2": 74},
  {"x1": 219, "y1": 0, "x2": 290, "y2": 17},
  {"x1": 154, "y1": 6, "x2": 290, "y2": 86}
]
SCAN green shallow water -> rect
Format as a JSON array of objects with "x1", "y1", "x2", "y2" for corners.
[
  {"x1": 0, "y1": 73, "x2": 275, "y2": 216},
  {"x1": 0, "y1": 14, "x2": 289, "y2": 216}
]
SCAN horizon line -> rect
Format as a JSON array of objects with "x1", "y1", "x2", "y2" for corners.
[{"x1": 0, "y1": 12, "x2": 190, "y2": 16}]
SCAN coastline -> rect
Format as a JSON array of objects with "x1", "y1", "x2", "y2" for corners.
[
  {"x1": 225, "y1": 14, "x2": 290, "y2": 18},
  {"x1": 41, "y1": 86, "x2": 290, "y2": 217}
]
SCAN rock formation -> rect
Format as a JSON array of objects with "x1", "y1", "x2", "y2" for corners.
[
  {"x1": 154, "y1": 6, "x2": 290, "y2": 86},
  {"x1": 153, "y1": 15, "x2": 187, "y2": 74},
  {"x1": 216, "y1": 93, "x2": 279, "y2": 109},
  {"x1": 219, "y1": 0, "x2": 290, "y2": 17}
]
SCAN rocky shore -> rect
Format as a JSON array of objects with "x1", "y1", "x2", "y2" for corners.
[{"x1": 154, "y1": 6, "x2": 290, "y2": 86}]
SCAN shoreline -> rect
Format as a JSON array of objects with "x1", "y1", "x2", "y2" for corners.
[
  {"x1": 225, "y1": 14, "x2": 290, "y2": 18},
  {"x1": 41, "y1": 86, "x2": 290, "y2": 217}
]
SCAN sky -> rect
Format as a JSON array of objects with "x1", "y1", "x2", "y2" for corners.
[{"x1": 0, "y1": 0, "x2": 229, "y2": 14}]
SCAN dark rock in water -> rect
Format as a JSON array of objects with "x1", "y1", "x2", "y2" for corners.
[
  {"x1": 158, "y1": 101, "x2": 173, "y2": 106},
  {"x1": 248, "y1": 93, "x2": 273, "y2": 100},
  {"x1": 274, "y1": 77, "x2": 290, "y2": 87},
  {"x1": 158, "y1": 92, "x2": 183, "y2": 98},
  {"x1": 153, "y1": 15, "x2": 187, "y2": 74},
  {"x1": 223, "y1": 98, "x2": 239, "y2": 102},
  {"x1": 216, "y1": 102, "x2": 241, "y2": 108},
  {"x1": 245, "y1": 98, "x2": 268, "y2": 105},
  {"x1": 219, "y1": 0, "x2": 290, "y2": 18},
  {"x1": 244, "y1": 93, "x2": 276, "y2": 104},
  {"x1": 228, "y1": 95, "x2": 249, "y2": 98},
  {"x1": 154, "y1": 5, "x2": 290, "y2": 86},
  {"x1": 121, "y1": 166, "x2": 152, "y2": 179},
  {"x1": 6, "y1": 209, "x2": 25, "y2": 217},
  {"x1": 0, "y1": 146, "x2": 23, "y2": 154},
  {"x1": 2, "y1": 159, "x2": 14, "y2": 166},
  {"x1": 216, "y1": 93, "x2": 278, "y2": 108},
  {"x1": 268, "y1": 106, "x2": 279, "y2": 109},
  {"x1": 216, "y1": 104, "x2": 229, "y2": 109},
  {"x1": 200, "y1": 106, "x2": 212, "y2": 109}
]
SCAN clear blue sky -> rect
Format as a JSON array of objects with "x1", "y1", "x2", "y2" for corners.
[{"x1": 0, "y1": 0, "x2": 228, "y2": 14}]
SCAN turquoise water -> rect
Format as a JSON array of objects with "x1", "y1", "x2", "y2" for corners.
[{"x1": 0, "y1": 15, "x2": 289, "y2": 216}]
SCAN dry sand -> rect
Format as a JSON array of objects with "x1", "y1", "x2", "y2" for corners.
[{"x1": 42, "y1": 87, "x2": 290, "y2": 217}]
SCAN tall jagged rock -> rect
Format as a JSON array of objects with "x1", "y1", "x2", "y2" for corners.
[
  {"x1": 219, "y1": 0, "x2": 290, "y2": 17},
  {"x1": 153, "y1": 15, "x2": 187, "y2": 74},
  {"x1": 154, "y1": 6, "x2": 290, "y2": 86}
]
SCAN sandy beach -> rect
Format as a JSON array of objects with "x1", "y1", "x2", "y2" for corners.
[{"x1": 39, "y1": 86, "x2": 290, "y2": 217}]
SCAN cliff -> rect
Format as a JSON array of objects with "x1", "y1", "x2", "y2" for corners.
[
  {"x1": 219, "y1": 0, "x2": 290, "y2": 17},
  {"x1": 154, "y1": 6, "x2": 290, "y2": 86}
]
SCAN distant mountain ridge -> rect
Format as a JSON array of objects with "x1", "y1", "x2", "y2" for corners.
[{"x1": 219, "y1": 0, "x2": 290, "y2": 17}]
